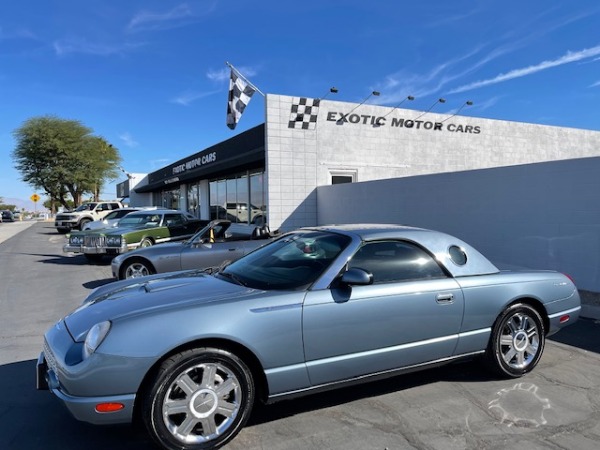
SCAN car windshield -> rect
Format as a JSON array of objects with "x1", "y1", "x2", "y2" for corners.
[
  {"x1": 188, "y1": 222, "x2": 229, "y2": 244},
  {"x1": 218, "y1": 230, "x2": 351, "y2": 290},
  {"x1": 118, "y1": 213, "x2": 162, "y2": 227},
  {"x1": 74, "y1": 203, "x2": 97, "y2": 212}
]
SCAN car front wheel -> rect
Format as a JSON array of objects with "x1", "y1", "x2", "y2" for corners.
[
  {"x1": 143, "y1": 348, "x2": 255, "y2": 450},
  {"x1": 485, "y1": 303, "x2": 545, "y2": 378},
  {"x1": 122, "y1": 258, "x2": 154, "y2": 279}
]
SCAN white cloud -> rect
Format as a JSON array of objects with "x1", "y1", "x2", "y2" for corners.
[
  {"x1": 449, "y1": 45, "x2": 600, "y2": 94},
  {"x1": 170, "y1": 89, "x2": 220, "y2": 106},
  {"x1": 590, "y1": 80, "x2": 600, "y2": 88},
  {"x1": 53, "y1": 38, "x2": 142, "y2": 56},
  {"x1": 119, "y1": 132, "x2": 139, "y2": 148},
  {"x1": 127, "y1": 2, "x2": 217, "y2": 33},
  {"x1": 207, "y1": 65, "x2": 258, "y2": 83}
]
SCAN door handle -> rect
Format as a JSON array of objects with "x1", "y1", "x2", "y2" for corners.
[{"x1": 436, "y1": 293, "x2": 454, "y2": 304}]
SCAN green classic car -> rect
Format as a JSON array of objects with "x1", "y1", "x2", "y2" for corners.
[{"x1": 63, "y1": 209, "x2": 209, "y2": 261}]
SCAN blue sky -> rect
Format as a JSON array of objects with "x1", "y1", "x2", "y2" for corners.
[{"x1": 1, "y1": 0, "x2": 599, "y2": 208}]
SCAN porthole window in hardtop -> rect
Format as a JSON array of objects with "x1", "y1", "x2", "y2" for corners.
[
  {"x1": 448, "y1": 245, "x2": 468, "y2": 266},
  {"x1": 348, "y1": 241, "x2": 447, "y2": 284}
]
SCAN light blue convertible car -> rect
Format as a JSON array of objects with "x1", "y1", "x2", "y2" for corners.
[{"x1": 37, "y1": 224, "x2": 580, "y2": 450}]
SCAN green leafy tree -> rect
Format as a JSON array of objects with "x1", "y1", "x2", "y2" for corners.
[{"x1": 12, "y1": 116, "x2": 121, "y2": 209}]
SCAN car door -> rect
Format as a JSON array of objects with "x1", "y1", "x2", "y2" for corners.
[
  {"x1": 164, "y1": 213, "x2": 190, "y2": 239},
  {"x1": 180, "y1": 240, "x2": 246, "y2": 271},
  {"x1": 302, "y1": 240, "x2": 465, "y2": 386}
]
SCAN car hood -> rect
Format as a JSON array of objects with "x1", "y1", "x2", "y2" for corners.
[
  {"x1": 82, "y1": 223, "x2": 153, "y2": 236},
  {"x1": 64, "y1": 271, "x2": 254, "y2": 341}
]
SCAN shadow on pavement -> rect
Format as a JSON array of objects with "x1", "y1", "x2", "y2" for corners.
[
  {"x1": 0, "y1": 360, "x2": 153, "y2": 450},
  {"x1": 0, "y1": 358, "x2": 487, "y2": 450},
  {"x1": 548, "y1": 317, "x2": 600, "y2": 354},
  {"x1": 83, "y1": 278, "x2": 116, "y2": 289}
]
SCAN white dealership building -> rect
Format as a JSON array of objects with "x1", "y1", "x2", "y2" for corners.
[{"x1": 124, "y1": 94, "x2": 600, "y2": 291}]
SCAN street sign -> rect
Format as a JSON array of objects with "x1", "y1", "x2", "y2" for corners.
[{"x1": 30, "y1": 194, "x2": 40, "y2": 203}]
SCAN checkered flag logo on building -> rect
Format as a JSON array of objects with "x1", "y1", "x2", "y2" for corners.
[
  {"x1": 226, "y1": 68, "x2": 257, "y2": 130},
  {"x1": 289, "y1": 98, "x2": 321, "y2": 130}
]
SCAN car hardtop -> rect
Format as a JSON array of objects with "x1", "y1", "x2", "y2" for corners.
[
  {"x1": 189, "y1": 219, "x2": 272, "y2": 244},
  {"x1": 117, "y1": 208, "x2": 194, "y2": 223},
  {"x1": 298, "y1": 223, "x2": 500, "y2": 277}
]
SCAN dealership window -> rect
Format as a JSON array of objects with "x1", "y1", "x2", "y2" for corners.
[
  {"x1": 187, "y1": 183, "x2": 200, "y2": 218},
  {"x1": 161, "y1": 188, "x2": 180, "y2": 210},
  {"x1": 330, "y1": 170, "x2": 357, "y2": 185},
  {"x1": 209, "y1": 170, "x2": 267, "y2": 225}
]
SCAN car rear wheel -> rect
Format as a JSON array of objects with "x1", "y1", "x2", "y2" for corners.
[
  {"x1": 140, "y1": 237, "x2": 154, "y2": 248},
  {"x1": 122, "y1": 258, "x2": 154, "y2": 279},
  {"x1": 143, "y1": 347, "x2": 255, "y2": 450},
  {"x1": 485, "y1": 303, "x2": 545, "y2": 378}
]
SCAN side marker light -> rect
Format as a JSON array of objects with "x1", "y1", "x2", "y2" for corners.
[{"x1": 95, "y1": 402, "x2": 125, "y2": 413}]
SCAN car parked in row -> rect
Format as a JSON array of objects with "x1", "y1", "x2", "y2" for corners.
[
  {"x1": 1, "y1": 210, "x2": 15, "y2": 222},
  {"x1": 39, "y1": 224, "x2": 580, "y2": 449},
  {"x1": 111, "y1": 219, "x2": 274, "y2": 279},
  {"x1": 55, "y1": 201, "x2": 124, "y2": 233},
  {"x1": 63, "y1": 209, "x2": 209, "y2": 261},
  {"x1": 82, "y1": 206, "x2": 157, "y2": 230}
]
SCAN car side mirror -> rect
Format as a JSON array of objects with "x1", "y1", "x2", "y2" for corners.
[{"x1": 340, "y1": 268, "x2": 373, "y2": 286}]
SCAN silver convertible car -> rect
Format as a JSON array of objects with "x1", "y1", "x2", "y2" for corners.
[
  {"x1": 37, "y1": 224, "x2": 580, "y2": 450},
  {"x1": 110, "y1": 219, "x2": 274, "y2": 280}
]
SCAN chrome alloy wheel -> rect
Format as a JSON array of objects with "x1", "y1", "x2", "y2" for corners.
[
  {"x1": 498, "y1": 312, "x2": 540, "y2": 370},
  {"x1": 162, "y1": 362, "x2": 242, "y2": 445},
  {"x1": 124, "y1": 261, "x2": 151, "y2": 278}
]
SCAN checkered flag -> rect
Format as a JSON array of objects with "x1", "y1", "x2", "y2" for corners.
[
  {"x1": 226, "y1": 68, "x2": 256, "y2": 130},
  {"x1": 289, "y1": 98, "x2": 320, "y2": 130}
]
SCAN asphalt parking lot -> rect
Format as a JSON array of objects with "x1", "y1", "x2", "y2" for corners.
[{"x1": 1, "y1": 222, "x2": 600, "y2": 449}]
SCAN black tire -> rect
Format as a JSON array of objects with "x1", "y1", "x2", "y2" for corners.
[
  {"x1": 485, "y1": 303, "x2": 545, "y2": 378},
  {"x1": 142, "y1": 347, "x2": 255, "y2": 450},
  {"x1": 121, "y1": 258, "x2": 155, "y2": 279},
  {"x1": 139, "y1": 237, "x2": 154, "y2": 248},
  {"x1": 78, "y1": 218, "x2": 91, "y2": 230}
]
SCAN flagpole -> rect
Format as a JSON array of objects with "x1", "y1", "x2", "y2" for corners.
[{"x1": 226, "y1": 61, "x2": 265, "y2": 97}]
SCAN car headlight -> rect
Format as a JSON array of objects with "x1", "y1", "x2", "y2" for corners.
[
  {"x1": 83, "y1": 321, "x2": 111, "y2": 359},
  {"x1": 105, "y1": 236, "x2": 122, "y2": 246},
  {"x1": 70, "y1": 236, "x2": 84, "y2": 245}
]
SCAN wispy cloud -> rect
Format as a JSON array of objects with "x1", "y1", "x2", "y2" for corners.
[
  {"x1": 590, "y1": 80, "x2": 600, "y2": 88},
  {"x1": 207, "y1": 65, "x2": 258, "y2": 83},
  {"x1": 375, "y1": 46, "x2": 486, "y2": 104},
  {"x1": 127, "y1": 2, "x2": 217, "y2": 33},
  {"x1": 119, "y1": 132, "x2": 139, "y2": 148},
  {"x1": 171, "y1": 89, "x2": 220, "y2": 106},
  {"x1": 449, "y1": 45, "x2": 600, "y2": 94},
  {"x1": 53, "y1": 38, "x2": 143, "y2": 56},
  {"x1": 0, "y1": 26, "x2": 37, "y2": 41}
]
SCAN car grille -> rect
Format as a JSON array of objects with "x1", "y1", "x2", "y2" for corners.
[
  {"x1": 85, "y1": 236, "x2": 105, "y2": 247},
  {"x1": 55, "y1": 214, "x2": 71, "y2": 221},
  {"x1": 43, "y1": 339, "x2": 59, "y2": 374}
]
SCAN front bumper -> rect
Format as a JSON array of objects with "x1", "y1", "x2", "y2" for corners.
[
  {"x1": 63, "y1": 244, "x2": 127, "y2": 255},
  {"x1": 37, "y1": 321, "x2": 154, "y2": 425},
  {"x1": 37, "y1": 351, "x2": 136, "y2": 424},
  {"x1": 55, "y1": 221, "x2": 76, "y2": 230}
]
